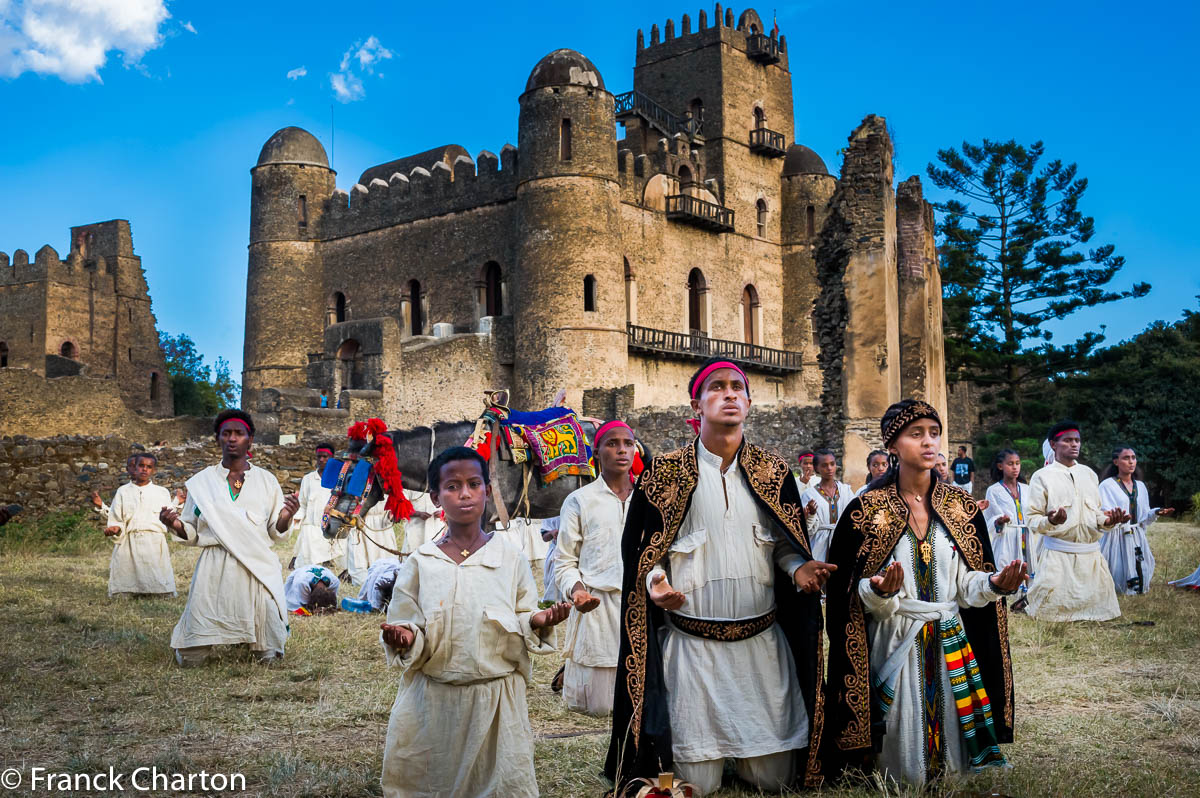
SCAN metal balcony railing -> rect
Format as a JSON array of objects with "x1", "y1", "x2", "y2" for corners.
[
  {"x1": 746, "y1": 33, "x2": 782, "y2": 64},
  {"x1": 627, "y1": 324, "x2": 804, "y2": 373},
  {"x1": 665, "y1": 194, "x2": 734, "y2": 232},
  {"x1": 614, "y1": 90, "x2": 703, "y2": 139},
  {"x1": 749, "y1": 127, "x2": 787, "y2": 157}
]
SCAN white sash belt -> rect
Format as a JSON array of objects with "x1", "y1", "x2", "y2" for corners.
[
  {"x1": 1040, "y1": 537, "x2": 1101, "y2": 554},
  {"x1": 875, "y1": 599, "x2": 957, "y2": 687}
]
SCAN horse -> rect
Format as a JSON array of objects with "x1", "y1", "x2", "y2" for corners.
[{"x1": 321, "y1": 416, "x2": 617, "y2": 542}]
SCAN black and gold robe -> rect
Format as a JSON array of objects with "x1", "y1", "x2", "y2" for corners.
[
  {"x1": 820, "y1": 481, "x2": 1014, "y2": 777},
  {"x1": 603, "y1": 439, "x2": 828, "y2": 791}
]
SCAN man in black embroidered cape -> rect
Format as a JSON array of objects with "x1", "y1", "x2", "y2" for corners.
[
  {"x1": 820, "y1": 402, "x2": 1015, "y2": 781},
  {"x1": 604, "y1": 360, "x2": 835, "y2": 794}
]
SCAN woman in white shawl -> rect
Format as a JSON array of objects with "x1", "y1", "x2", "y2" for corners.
[
  {"x1": 982, "y1": 449, "x2": 1037, "y2": 605},
  {"x1": 1099, "y1": 446, "x2": 1173, "y2": 595}
]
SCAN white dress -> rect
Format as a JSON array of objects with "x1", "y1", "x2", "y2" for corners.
[
  {"x1": 982, "y1": 481, "x2": 1039, "y2": 581},
  {"x1": 283, "y1": 565, "x2": 340, "y2": 612},
  {"x1": 553, "y1": 478, "x2": 630, "y2": 715},
  {"x1": 290, "y1": 470, "x2": 343, "y2": 569},
  {"x1": 400, "y1": 489, "x2": 444, "y2": 554},
  {"x1": 380, "y1": 536, "x2": 554, "y2": 798},
  {"x1": 170, "y1": 463, "x2": 289, "y2": 656},
  {"x1": 648, "y1": 440, "x2": 810, "y2": 765},
  {"x1": 1098, "y1": 477, "x2": 1157, "y2": 595},
  {"x1": 105, "y1": 481, "x2": 177, "y2": 597},
  {"x1": 1024, "y1": 461, "x2": 1120, "y2": 621},
  {"x1": 859, "y1": 521, "x2": 1007, "y2": 785},
  {"x1": 344, "y1": 498, "x2": 400, "y2": 586},
  {"x1": 801, "y1": 480, "x2": 854, "y2": 563}
]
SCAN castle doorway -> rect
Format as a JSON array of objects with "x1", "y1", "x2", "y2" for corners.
[
  {"x1": 60, "y1": 341, "x2": 77, "y2": 359},
  {"x1": 687, "y1": 268, "x2": 708, "y2": 336},
  {"x1": 484, "y1": 262, "x2": 503, "y2": 316}
]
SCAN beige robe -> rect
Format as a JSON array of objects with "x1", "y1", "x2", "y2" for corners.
[
  {"x1": 1025, "y1": 460, "x2": 1120, "y2": 621},
  {"x1": 344, "y1": 499, "x2": 399, "y2": 586},
  {"x1": 106, "y1": 481, "x2": 177, "y2": 597},
  {"x1": 290, "y1": 470, "x2": 343, "y2": 569},
  {"x1": 170, "y1": 463, "x2": 289, "y2": 654},
  {"x1": 380, "y1": 536, "x2": 554, "y2": 798}
]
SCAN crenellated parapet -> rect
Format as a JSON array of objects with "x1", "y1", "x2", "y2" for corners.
[
  {"x1": 634, "y1": 6, "x2": 787, "y2": 69},
  {"x1": 0, "y1": 243, "x2": 118, "y2": 290},
  {"x1": 320, "y1": 146, "x2": 519, "y2": 239}
]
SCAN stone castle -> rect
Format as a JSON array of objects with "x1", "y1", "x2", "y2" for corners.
[
  {"x1": 0, "y1": 219, "x2": 173, "y2": 420},
  {"x1": 243, "y1": 6, "x2": 948, "y2": 487}
]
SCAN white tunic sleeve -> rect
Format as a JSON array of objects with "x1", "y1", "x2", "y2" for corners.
[
  {"x1": 381, "y1": 556, "x2": 428, "y2": 668},
  {"x1": 552, "y1": 492, "x2": 585, "y2": 600}
]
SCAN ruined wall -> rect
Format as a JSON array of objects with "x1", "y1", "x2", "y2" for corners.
[{"x1": 896, "y1": 176, "x2": 948, "y2": 428}]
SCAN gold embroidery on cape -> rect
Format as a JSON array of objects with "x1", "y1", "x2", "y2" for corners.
[
  {"x1": 740, "y1": 444, "x2": 812, "y2": 558},
  {"x1": 623, "y1": 443, "x2": 698, "y2": 750},
  {"x1": 995, "y1": 597, "x2": 1013, "y2": 728}
]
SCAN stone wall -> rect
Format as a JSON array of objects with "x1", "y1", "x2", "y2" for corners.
[{"x1": 0, "y1": 434, "x2": 327, "y2": 517}]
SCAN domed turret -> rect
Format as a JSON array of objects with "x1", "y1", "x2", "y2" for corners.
[
  {"x1": 244, "y1": 126, "x2": 336, "y2": 410},
  {"x1": 524, "y1": 49, "x2": 605, "y2": 93},
  {"x1": 782, "y1": 144, "x2": 829, "y2": 177}
]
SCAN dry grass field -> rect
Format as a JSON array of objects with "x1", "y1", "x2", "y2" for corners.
[{"x1": 1, "y1": 514, "x2": 1199, "y2": 797}]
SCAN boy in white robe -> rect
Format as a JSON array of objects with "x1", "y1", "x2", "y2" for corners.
[
  {"x1": 1025, "y1": 421, "x2": 1128, "y2": 622},
  {"x1": 289, "y1": 443, "x2": 343, "y2": 571},
  {"x1": 553, "y1": 420, "x2": 636, "y2": 716},
  {"x1": 801, "y1": 448, "x2": 855, "y2": 563},
  {"x1": 379, "y1": 447, "x2": 570, "y2": 798},
  {"x1": 103, "y1": 453, "x2": 177, "y2": 597},
  {"x1": 161, "y1": 411, "x2": 299, "y2": 666},
  {"x1": 284, "y1": 564, "x2": 340, "y2": 614},
  {"x1": 344, "y1": 498, "x2": 401, "y2": 586},
  {"x1": 1098, "y1": 446, "x2": 1174, "y2": 595},
  {"x1": 400, "y1": 488, "x2": 442, "y2": 554}
]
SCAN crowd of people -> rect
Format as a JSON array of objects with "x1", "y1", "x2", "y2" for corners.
[{"x1": 69, "y1": 359, "x2": 1190, "y2": 797}]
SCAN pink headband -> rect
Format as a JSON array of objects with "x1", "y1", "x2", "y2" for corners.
[
  {"x1": 316, "y1": 447, "x2": 334, "y2": 455},
  {"x1": 594, "y1": 420, "x2": 633, "y2": 446},
  {"x1": 691, "y1": 361, "x2": 749, "y2": 400},
  {"x1": 219, "y1": 418, "x2": 251, "y2": 434}
]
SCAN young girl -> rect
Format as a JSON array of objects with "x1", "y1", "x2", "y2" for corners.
[
  {"x1": 1098, "y1": 446, "x2": 1173, "y2": 595},
  {"x1": 824, "y1": 400, "x2": 1024, "y2": 786},
  {"x1": 379, "y1": 447, "x2": 571, "y2": 798},
  {"x1": 983, "y1": 449, "x2": 1037, "y2": 605}
]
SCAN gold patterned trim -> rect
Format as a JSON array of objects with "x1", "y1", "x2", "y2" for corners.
[
  {"x1": 740, "y1": 443, "x2": 812, "y2": 558},
  {"x1": 881, "y1": 400, "x2": 941, "y2": 447},
  {"x1": 668, "y1": 609, "x2": 776, "y2": 641}
]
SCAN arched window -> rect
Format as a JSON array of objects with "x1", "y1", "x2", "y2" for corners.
[
  {"x1": 741, "y1": 285, "x2": 761, "y2": 345},
  {"x1": 806, "y1": 205, "x2": 815, "y2": 238},
  {"x1": 150, "y1": 372, "x2": 160, "y2": 401},
  {"x1": 560, "y1": 118, "x2": 572, "y2": 161},
  {"x1": 0, "y1": 341, "x2": 8, "y2": 368},
  {"x1": 337, "y1": 339, "x2": 361, "y2": 391},
  {"x1": 60, "y1": 341, "x2": 77, "y2": 359},
  {"x1": 484, "y1": 261, "x2": 503, "y2": 316},
  {"x1": 753, "y1": 106, "x2": 765, "y2": 129},
  {"x1": 687, "y1": 268, "x2": 708, "y2": 335},
  {"x1": 408, "y1": 279, "x2": 423, "y2": 335},
  {"x1": 334, "y1": 292, "x2": 347, "y2": 324},
  {"x1": 678, "y1": 164, "x2": 693, "y2": 190},
  {"x1": 583, "y1": 274, "x2": 597, "y2": 312},
  {"x1": 624, "y1": 257, "x2": 637, "y2": 325},
  {"x1": 756, "y1": 199, "x2": 768, "y2": 237}
]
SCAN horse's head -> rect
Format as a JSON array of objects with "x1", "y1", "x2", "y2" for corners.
[{"x1": 321, "y1": 419, "x2": 413, "y2": 539}]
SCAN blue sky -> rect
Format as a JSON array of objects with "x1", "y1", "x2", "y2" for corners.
[{"x1": 1, "y1": 0, "x2": 1196, "y2": 392}]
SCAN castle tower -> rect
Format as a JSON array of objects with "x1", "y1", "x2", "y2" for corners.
[
  {"x1": 243, "y1": 127, "x2": 335, "y2": 410},
  {"x1": 630, "y1": 7, "x2": 794, "y2": 240},
  {"x1": 513, "y1": 50, "x2": 627, "y2": 408},
  {"x1": 780, "y1": 145, "x2": 837, "y2": 363}
]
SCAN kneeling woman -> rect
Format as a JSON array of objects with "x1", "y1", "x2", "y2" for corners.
[{"x1": 823, "y1": 400, "x2": 1025, "y2": 786}]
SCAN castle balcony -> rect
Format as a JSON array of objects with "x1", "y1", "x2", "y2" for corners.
[
  {"x1": 614, "y1": 90, "x2": 704, "y2": 142},
  {"x1": 746, "y1": 34, "x2": 782, "y2": 64},
  {"x1": 628, "y1": 324, "x2": 804, "y2": 374},
  {"x1": 749, "y1": 127, "x2": 787, "y2": 158},
  {"x1": 665, "y1": 194, "x2": 734, "y2": 233}
]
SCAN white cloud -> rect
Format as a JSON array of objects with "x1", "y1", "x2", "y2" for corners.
[
  {"x1": 330, "y1": 35, "x2": 391, "y2": 103},
  {"x1": 182, "y1": 20, "x2": 195, "y2": 34},
  {"x1": 0, "y1": 0, "x2": 171, "y2": 83},
  {"x1": 286, "y1": 65, "x2": 306, "y2": 80}
]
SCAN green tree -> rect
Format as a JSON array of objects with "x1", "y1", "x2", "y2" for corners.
[
  {"x1": 158, "y1": 332, "x2": 238, "y2": 416},
  {"x1": 927, "y1": 140, "x2": 1149, "y2": 422}
]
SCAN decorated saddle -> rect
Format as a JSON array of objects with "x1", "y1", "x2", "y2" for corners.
[{"x1": 467, "y1": 394, "x2": 594, "y2": 484}]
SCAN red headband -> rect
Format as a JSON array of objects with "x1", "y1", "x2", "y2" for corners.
[
  {"x1": 691, "y1": 361, "x2": 749, "y2": 400},
  {"x1": 798, "y1": 452, "x2": 814, "y2": 462},
  {"x1": 316, "y1": 447, "x2": 334, "y2": 456},
  {"x1": 1051, "y1": 428, "x2": 1080, "y2": 441},
  {"x1": 219, "y1": 418, "x2": 251, "y2": 434},
  {"x1": 594, "y1": 420, "x2": 633, "y2": 446}
]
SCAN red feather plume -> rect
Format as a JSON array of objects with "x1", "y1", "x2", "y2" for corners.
[{"x1": 365, "y1": 419, "x2": 413, "y2": 521}]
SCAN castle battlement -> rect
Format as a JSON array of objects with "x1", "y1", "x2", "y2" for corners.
[
  {"x1": 635, "y1": 6, "x2": 787, "y2": 68},
  {"x1": 0, "y1": 244, "x2": 122, "y2": 289},
  {"x1": 320, "y1": 146, "x2": 519, "y2": 239}
]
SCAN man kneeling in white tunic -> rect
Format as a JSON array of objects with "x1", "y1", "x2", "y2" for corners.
[
  {"x1": 605, "y1": 360, "x2": 836, "y2": 795},
  {"x1": 160, "y1": 411, "x2": 299, "y2": 666},
  {"x1": 379, "y1": 447, "x2": 571, "y2": 798},
  {"x1": 104, "y1": 452, "x2": 178, "y2": 598},
  {"x1": 1025, "y1": 421, "x2": 1129, "y2": 622},
  {"x1": 553, "y1": 419, "x2": 638, "y2": 716}
]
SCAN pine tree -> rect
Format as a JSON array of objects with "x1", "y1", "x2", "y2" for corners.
[{"x1": 927, "y1": 140, "x2": 1149, "y2": 421}]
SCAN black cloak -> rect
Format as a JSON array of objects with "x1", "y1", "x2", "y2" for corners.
[
  {"x1": 819, "y1": 481, "x2": 1015, "y2": 778},
  {"x1": 603, "y1": 439, "x2": 828, "y2": 793}
]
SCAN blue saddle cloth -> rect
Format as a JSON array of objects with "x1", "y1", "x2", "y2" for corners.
[
  {"x1": 504, "y1": 406, "x2": 579, "y2": 427},
  {"x1": 321, "y1": 458, "x2": 371, "y2": 496}
]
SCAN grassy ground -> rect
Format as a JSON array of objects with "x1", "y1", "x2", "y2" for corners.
[{"x1": 1, "y1": 514, "x2": 1199, "y2": 797}]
